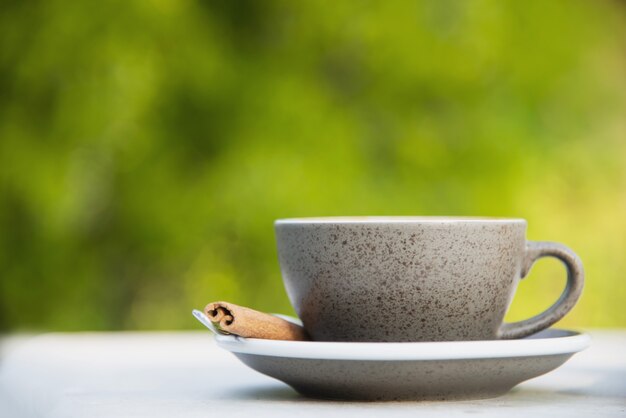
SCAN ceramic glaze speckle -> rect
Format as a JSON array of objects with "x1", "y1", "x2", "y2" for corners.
[
  {"x1": 235, "y1": 352, "x2": 571, "y2": 401},
  {"x1": 275, "y1": 217, "x2": 584, "y2": 342}
]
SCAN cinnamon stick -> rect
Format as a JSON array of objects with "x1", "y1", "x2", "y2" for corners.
[{"x1": 204, "y1": 301, "x2": 309, "y2": 341}]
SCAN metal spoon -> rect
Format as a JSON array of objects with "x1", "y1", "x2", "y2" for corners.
[{"x1": 192, "y1": 309, "x2": 224, "y2": 336}]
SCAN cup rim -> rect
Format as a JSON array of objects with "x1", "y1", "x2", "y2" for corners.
[{"x1": 275, "y1": 216, "x2": 527, "y2": 225}]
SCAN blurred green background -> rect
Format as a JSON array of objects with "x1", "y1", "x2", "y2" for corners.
[{"x1": 1, "y1": 0, "x2": 625, "y2": 332}]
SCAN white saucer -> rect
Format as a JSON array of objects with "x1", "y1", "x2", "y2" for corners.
[{"x1": 212, "y1": 316, "x2": 590, "y2": 401}]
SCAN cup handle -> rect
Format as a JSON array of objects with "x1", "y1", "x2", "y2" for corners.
[{"x1": 497, "y1": 241, "x2": 584, "y2": 339}]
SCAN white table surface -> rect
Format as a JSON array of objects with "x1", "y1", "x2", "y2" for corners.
[{"x1": 0, "y1": 330, "x2": 624, "y2": 418}]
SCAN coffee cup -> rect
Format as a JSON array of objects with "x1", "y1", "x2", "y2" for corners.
[{"x1": 275, "y1": 217, "x2": 583, "y2": 342}]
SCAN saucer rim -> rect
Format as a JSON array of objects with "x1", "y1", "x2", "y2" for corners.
[{"x1": 214, "y1": 326, "x2": 590, "y2": 361}]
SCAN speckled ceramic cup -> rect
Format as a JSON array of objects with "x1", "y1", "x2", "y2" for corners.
[{"x1": 275, "y1": 217, "x2": 584, "y2": 342}]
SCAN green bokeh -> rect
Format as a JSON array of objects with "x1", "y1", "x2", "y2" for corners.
[{"x1": 1, "y1": 0, "x2": 625, "y2": 331}]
